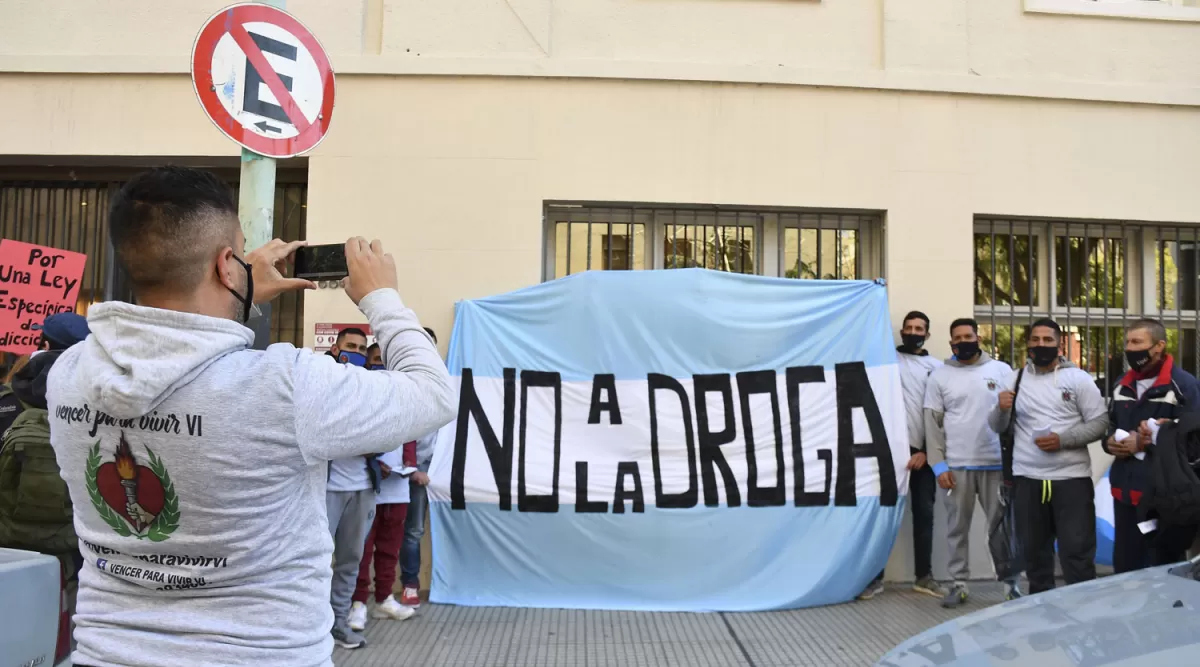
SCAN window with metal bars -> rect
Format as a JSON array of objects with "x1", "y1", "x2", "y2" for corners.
[
  {"x1": 974, "y1": 217, "x2": 1200, "y2": 395},
  {"x1": 544, "y1": 203, "x2": 882, "y2": 281},
  {"x1": 0, "y1": 176, "x2": 308, "y2": 375}
]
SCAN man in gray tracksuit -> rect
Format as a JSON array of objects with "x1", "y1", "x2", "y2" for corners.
[
  {"x1": 924, "y1": 317, "x2": 1018, "y2": 608},
  {"x1": 990, "y1": 318, "x2": 1107, "y2": 594}
]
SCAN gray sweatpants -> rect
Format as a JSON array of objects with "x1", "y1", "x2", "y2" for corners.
[
  {"x1": 943, "y1": 469, "x2": 1010, "y2": 583},
  {"x1": 326, "y1": 489, "x2": 376, "y2": 625}
]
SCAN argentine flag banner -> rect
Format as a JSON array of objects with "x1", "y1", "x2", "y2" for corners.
[{"x1": 428, "y1": 269, "x2": 910, "y2": 611}]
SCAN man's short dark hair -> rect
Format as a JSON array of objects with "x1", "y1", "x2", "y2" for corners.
[
  {"x1": 337, "y1": 328, "x2": 368, "y2": 343},
  {"x1": 903, "y1": 311, "x2": 930, "y2": 330},
  {"x1": 1028, "y1": 318, "x2": 1062, "y2": 341},
  {"x1": 950, "y1": 318, "x2": 978, "y2": 334},
  {"x1": 367, "y1": 343, "x2": 380, "y2": 356},
  {"x1": 108, "y1": 166, "x2": 239, "y2": 296},
  {"x1": 424, "y1": 327, "x2": 437, "y2": 344},
  {"x1": 1129, "y1": 318, "x2": 1167, "y2": 344}
]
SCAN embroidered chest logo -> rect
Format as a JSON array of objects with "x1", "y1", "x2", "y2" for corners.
[
  {"x1": 1062, "y1": 389, "x2": 1074, "y2": 402},
  {"x1": 986, "y1": 379, "x2": 998, "y2": 391},
  {"x1": 86, "y1": 433, "x2": 180, "y2": 542}
]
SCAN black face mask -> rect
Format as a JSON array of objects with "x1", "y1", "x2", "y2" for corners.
[
  {"x1": 901, "y1": 334, "x2": 925, "y2": 350},
  {"x1": 227, "y1": 254, "x2": 255, "y2": 324},
  {"x1": 1125, "y1": 348, "x2": 1153, "y2": 372},
  {"x1": 1029, "y1": 346, "x2": 1059, "y2": 367},
  {"x1": 953, "y1": 340, "x2": 980, "y2": 360}
]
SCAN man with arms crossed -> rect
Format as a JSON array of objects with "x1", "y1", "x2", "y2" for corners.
[
  {"x1": 990, "y1": 319, "x2": 1107, "y2": 594},
  {"x1": 858, "y1": 311, "x2": 946, "y2": 601},
  {"x1": 47, "y1": 167, "x2": 456, "y2": 667},
  {"x1": 925, "y1": 318, "x2": 1019, "y2": 607}
]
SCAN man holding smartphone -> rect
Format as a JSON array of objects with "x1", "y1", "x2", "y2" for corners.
[{"x1": 47, "y1": 167, "x2": 456, "y2": 667}]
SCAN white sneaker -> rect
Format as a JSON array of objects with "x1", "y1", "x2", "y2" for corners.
[
  {"x1": 348, "y1": 601, "x2": 368, "y2": 632},
  {"x1": 371, "y1": 595, "x2": 416, "y2": 621}
]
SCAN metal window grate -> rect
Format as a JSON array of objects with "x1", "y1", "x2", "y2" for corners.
[
  {"x1": 780, "y1": 212, "x2": 865, "y2": 280},
  {"x1": 1, "y1": 177, "x2": 308, "y2": 375},
  {"x1": 974, "y1": 217, "x2": 1200, "y2": 393},
  {"x1": 662, "y1": 210, "x2": 756, "y2": 274},
  {"x1": 545, "y1": 203, "x2": 880, "y2": 281}
]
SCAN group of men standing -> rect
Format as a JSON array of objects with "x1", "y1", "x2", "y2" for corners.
[
  {"x1": 324, "y1": 326, "x2": 441, "y2": 650},
  {"x1": 859, "y1": 311, "x2": 1200, "y2": 607}
]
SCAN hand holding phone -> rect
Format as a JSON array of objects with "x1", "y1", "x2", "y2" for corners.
[
  {"x1": 343, "y1": 237, "x2": 398, "y2": 305},
  {"x1": 246, "y1": 239, "x2": 317, "y2": 303}
]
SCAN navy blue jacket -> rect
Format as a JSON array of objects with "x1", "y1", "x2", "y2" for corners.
[{"x1": 1104, "y1": 356, "x2": 1200, "y2": 506}]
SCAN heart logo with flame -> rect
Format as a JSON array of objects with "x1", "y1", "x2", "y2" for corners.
[{"x1": 86, "y1": 434, "x2": 180, "y2": 541}]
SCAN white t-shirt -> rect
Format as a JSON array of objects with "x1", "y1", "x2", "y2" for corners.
[
  {"x1": 327, "y1": 456, "x2": 373, "y2": 493},
  {"x1": 375, "y1": 445, "x2": 412, "y2": 505}
]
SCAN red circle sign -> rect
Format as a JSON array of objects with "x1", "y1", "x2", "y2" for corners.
[{"x1": 191, "y1": 3, "x2": 335, "y2": 158}]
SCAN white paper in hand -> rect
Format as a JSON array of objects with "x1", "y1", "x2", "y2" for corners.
[
  {"x1": 1134, "y1": 420, "x2": 1165, "y2": 461},
  {"x1": 1147, "y1": 420, "x2": 1163, "y2": 444},
  {"x1": 1113, "y1": 428, "x2": 1145, "y2": 460},
  {"x1": 1033, "y1": 425, "x2": 1052, "y2": 440}
]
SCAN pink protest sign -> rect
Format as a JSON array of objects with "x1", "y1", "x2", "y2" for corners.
[{"x1": 0, "y1": 240, "x2": 88, "y2": 354}]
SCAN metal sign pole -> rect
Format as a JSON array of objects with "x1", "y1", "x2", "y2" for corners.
[{"x1": 240, "y1": 0, "x2": 286, "y2": 350}]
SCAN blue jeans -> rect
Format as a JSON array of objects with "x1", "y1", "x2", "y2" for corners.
[{"x1": 400, "y1": 481, "x2": 427, "y2": 587}]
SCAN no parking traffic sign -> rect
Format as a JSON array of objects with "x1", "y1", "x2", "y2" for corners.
[{"x1": 191, "y1": 3, "x2": 335, "y2": 158}]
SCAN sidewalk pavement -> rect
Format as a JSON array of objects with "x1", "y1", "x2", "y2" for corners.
[{"x1": 334, "y1": 582, "x2": 1006, "y2": 666}]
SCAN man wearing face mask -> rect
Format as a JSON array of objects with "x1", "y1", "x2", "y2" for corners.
[
  {"x1": 46, "y1": 167, "x2": 456, "y2": 667},
  {"x1": 924, "y1": 318, "x2": 1017, "y2": 607},
  {"x1": 858, "y1": 311, "x2": 946, "y2": 601},
  {"x1": 324, "y1": 336, "x2": 390, "y2": 650},
  {"x1": 1104, "y1": 318, "x2": 1200, "y2": 573},
  {"x1": 329, "y1": 328, "x2": 369, "y2": 366},
  {"x1": 990, "y1": 319, "x2": 1107, "y2": 594}
]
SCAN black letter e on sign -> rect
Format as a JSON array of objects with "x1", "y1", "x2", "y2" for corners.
[{"x1": 243, "y1": 32, "x2": 297, "y2": 128}]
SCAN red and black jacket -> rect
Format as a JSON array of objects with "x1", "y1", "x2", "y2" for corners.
[{"x1": 1104, "y1": 355, "x2": 1200, "y2": 506}]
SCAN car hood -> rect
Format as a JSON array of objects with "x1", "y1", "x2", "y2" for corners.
[{"x1": 877, "y1": 563, "x2": 1200, "y2": 666}]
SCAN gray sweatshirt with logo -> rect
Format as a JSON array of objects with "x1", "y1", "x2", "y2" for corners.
[
  {"x1": 924, "y1": 351, "x2": 1012, "y2": 474},
  {"x1": 989, "y1": 358, "x2": 1108, "y2": 480},
  {"x1": 47, "y1": 289, "x2": 456, "y2": 667}
]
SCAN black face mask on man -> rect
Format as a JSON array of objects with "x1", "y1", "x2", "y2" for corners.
[
  {"x1": 1125, "y1": 347, "x2": 1155, "y2": 373},
  {"x1": 901, "y1": 334, "x2": 925, "y2": 350},
  {"x1": 953, "y1": 340, "x2": 980, "y2": 360},
  {"x1": 226, "y1": 254, "x2": 255, "y2": 324},
  {"x1": 1029, "y1": 346, "x2": 1059, "y2": 367}
]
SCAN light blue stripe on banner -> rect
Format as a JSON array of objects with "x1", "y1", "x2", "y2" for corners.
[
  {"x1": 447, "y1": 270, "x2": 895, "y2": 382},
  {"x1": 429, "y1": 499, "x2": 906, "y2": 612}
]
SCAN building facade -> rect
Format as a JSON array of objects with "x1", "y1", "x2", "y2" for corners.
[{"x1": 3, "y1": 0, "x2": 1200, "y2": 582}]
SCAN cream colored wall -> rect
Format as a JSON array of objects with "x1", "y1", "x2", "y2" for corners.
[
  {"x1": 3, "y1": 1, "x2": 1199, "y2": 104},
  {"x1": 3, "y1": 0, "x2": 1199, "y2": 585}
]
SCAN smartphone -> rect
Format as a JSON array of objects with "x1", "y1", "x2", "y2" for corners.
[{"x1": 294, "y1": 243, "x2": 348, "y2": 281}]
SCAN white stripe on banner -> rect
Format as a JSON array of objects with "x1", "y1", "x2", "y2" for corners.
[{"x1": 429, "y1": 365, "x2": 908, "y2": 508}]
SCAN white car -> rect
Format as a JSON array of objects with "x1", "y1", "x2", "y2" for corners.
[{"x1": 877, "y1": 556, "x2": 1200, "y2": 666}]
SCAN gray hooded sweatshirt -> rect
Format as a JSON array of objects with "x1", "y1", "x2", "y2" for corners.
[
  {"x1": 46, "y1": 289, "x2": 456, "y2": 667},
  {"x1": 989, "y1": 357, "x2": 1108, "y2": 481},
  {"x1": 924, "y1": 351, "x2": 1012, "y2": 475}
]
